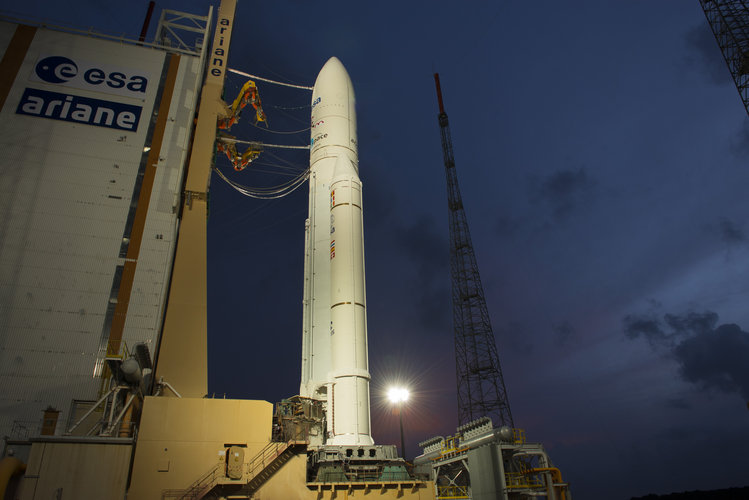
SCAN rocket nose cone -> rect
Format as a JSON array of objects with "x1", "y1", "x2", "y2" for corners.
[
  {"x1": 313, "y1": 56, "x2": 353, "y2": 92},
  {"x1": 321, "y1": 56, "x2": 346, "y2": 72}
]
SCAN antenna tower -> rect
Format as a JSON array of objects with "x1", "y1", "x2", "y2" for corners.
[
  {"x1": 434, "y1": 73, "x2": 514, "y2": 428},
  {"x1": 699, "y1": 0, "x2": 749, "y2": 115}
]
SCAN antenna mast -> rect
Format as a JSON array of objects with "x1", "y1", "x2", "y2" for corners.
[
  {"x1": 434, "y1": 73, "x2": 514, "y2": 427},
  {"x1": 699, "y1": 0, "x2": 749, "y2": 115}
]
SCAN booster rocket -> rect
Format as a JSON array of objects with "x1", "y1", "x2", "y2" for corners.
[{"x1": 300, "y1": 57, "x2": 373, "y2": 446}]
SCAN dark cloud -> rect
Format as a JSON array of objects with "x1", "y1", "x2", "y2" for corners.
[
  {"x1": 624, "y1": 310, "x2": 749, "y2": 400},
  {"x1": 495, "y1": 214, "x2": 523, "y2": 238},
  {"x1": 656, "y1": 427, "x2": 690, "y2": 441},
  {"x1": 684, "y1": 24, "x2": 732, "y2": 86},
  {"x1": 663, "y1": 311, "x2": 718, "y2": 337},
  {"x1": 730, "y1": 119, "x2": 749, "y2": 159},
  {"x1": 498, "y1": 321, "x2": 533, "y2": 356},
  {"x1": 531, "y1": 167, "x2": 595, "y2": 220},
  {"x1": 717, "y1": 216, "x2": 745, "y2": 244},
  {"x1": 674, "y1": 323, "x2": 749, "y2": 399},
  {"x1": 665, "y1": 398, "x2": 691, "y2": 410},
  {"x1": 623, "y1": 313, "x2": 668, "y2": 347},
  {"x1": 552, "y1": 321, "x2": 575, "y2": 347},
  {"x1": 706, "y1": 216, "x2": 746, "y2": 245},
  {"x1": 392, "y1": 216, "x2": 450, "y2": 331}
]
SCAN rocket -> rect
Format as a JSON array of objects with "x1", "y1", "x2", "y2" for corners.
[{"x1": 300, "y1": 57, "x2": 373, "y2": 446}]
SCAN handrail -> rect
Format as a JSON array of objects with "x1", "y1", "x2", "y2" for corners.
[
  {"x1": 245, "y1": 437, "x2": 308, "y2": 489},
  {"x1": 161, "y1": 462, "x2": 223, "y2": 499},
  {"x1": 161, "y1": 436, "x2": 307, "y2": 499},
  {"x1": 246, "y1": 441, "x2": 290, "y2": 481}
]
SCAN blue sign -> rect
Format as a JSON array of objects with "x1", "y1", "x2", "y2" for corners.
[
  {"x1": 16, "y1": 88, "x2": 142, "y2": 132},
  {"x1": 31, "y1": 55, "x2": 149, "y2": 97}
]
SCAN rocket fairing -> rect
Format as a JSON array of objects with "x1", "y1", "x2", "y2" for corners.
[
  {"x1": 300, "y1": 57, "x2": 373, "y2": 446},
  {"x1": 299, "y1": 57, "x2": 374, "y2": 445}
]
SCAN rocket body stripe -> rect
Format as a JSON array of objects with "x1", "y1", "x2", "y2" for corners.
[{"x1": 300, "y1": 57, "x2": 372, "y2": 446}]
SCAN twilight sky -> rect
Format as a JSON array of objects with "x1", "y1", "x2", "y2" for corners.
[{"x1": 7, "y1": 1, "x2": 749, "y2": 499}]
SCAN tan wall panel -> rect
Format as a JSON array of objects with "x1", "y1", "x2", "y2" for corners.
[
  {"x1": 17, "y1": 442, "x2": 132, "y2": 500},
  {"x1": 128, "y1": 397, "x2": 273, "y2": 499},
  {"x1": 254, "y1": 453, "x2": 311, "y2": 500},
  {"x1": 151, "y1": 203, "x2": 209, "y2": 397}
]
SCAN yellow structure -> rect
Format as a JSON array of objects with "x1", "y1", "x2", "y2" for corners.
[
  {"x1": 16, "y1": 440, "x2": 131, "y2": 500},
  {"x1": 126, "y1": 397, "x2": 432, "y2": 499},
  {"x1": 153, "y1": 0, "x2": 237, "y2": 399},
  {"x1": 128, "y1": 397, "x2": 271, "y2": 498}
]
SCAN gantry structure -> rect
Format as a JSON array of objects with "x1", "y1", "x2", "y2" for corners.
[
  {"x1": 434, "y1": 74, "x2": 514, "y2": 428},
  {"x1": 699, "y1": 0, "x2": 749, "y2": 115}
]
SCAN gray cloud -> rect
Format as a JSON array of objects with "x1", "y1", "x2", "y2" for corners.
[
  {"x1": 674, "y1": 323, "x2": 749, "y2": 400},
  {"x1": 531, "y1": 167, "x2": 595, "y2": 220},
  {"x1": 717, "y1": 216, "x2": 745, "y2": 244},
  {"x1": 498, "y1": 321, "x2": 534, "y2": 356},
  {"x1": 624, "y1": 310, "x2": 749, "y2": 400},
  {"x1": 495, "y1": 214, "x2": 523, "y2": 238},
  {"x1": 393, "y1": 216, "x2": 450, "y2": 331},
  {"x1": 684, "y1": 24, "x2": 732, "y2": 86},
  {"x1": 623, "y1": 313, "x2": 668, "y2": 347},
  {"x1": 706, "y1": 216, "x2": 746, "y2": 245},
  {"x1": 553, "y1": 321, "x2": 575, "y2": 347},
  {"x1": 730, "y1": 120, "x2": 749, "y2": 160},
  {"x1": 663, "y1": 311, "x2": 718, "y2": 337},
  {"x1": 665, "y1": 398, "x2": 691, "y2": 410}
]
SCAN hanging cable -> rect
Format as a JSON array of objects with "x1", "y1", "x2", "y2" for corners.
[
  {"x1": 272, "y1": 104, "x2": 310, "y2": 110},
  {"x1": 249, "y1": 121, "x2": 310, "y2": 134},
  {"x1": 212, "y1": 165, "x2": 310, "y2": 199},
  {"x1": 218, "y1": 136, "x2": 310, "y2": 150},
  {"x1": 228, "y1": 68, "x2": 313, "y2": 91},
  {"x1": 263, "y1": 149, "x2": 306, "y2": 170}
]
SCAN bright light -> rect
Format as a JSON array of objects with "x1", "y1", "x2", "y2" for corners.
[{"x1": 388, "y1": 387, "x2": 409, "y2": 404}]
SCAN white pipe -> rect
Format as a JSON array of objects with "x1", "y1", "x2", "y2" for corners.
[
  {"x1": 159, "y1": 378, "x2": 182, "y2": 398},
  {"x1": 66, "y1": 386, "x2": 118, "y2": 434}
]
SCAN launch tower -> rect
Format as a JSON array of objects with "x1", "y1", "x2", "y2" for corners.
[
  {"x1": 434, "y1": 74, "x2": 514, "y2": 428},
  {"x1": 699, "y1": 0, "x2": 749, "y2": 116}
]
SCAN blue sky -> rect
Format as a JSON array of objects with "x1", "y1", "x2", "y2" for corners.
[{"x1": 6, "y1": 2, "x2": 749, "y2": 498}]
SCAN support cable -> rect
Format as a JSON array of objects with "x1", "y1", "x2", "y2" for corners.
[
  {"x1": 218, "y1": 136, "x2": 310, "y2": 150},
  {"x1": 228, "y1": 68, "x2": 314, "y2": 90},
  {"x1": 248, "y1": 121, "x2": 310, "y2": 134},
  {"x1": 212, "y1": 165, "x2": 310, "y2": 199}
]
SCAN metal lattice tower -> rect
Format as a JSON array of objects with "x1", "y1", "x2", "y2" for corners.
[
  {"x1": 433, "y1": 73, "x2": 514, "y2": 428},
  {"x1": 699, "y1": 0, "x2": 749, "y2": 116}
]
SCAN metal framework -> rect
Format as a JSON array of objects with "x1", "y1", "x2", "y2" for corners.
[
  {"x1": 155, "y1": 8, "x2": 211, "y2": 55},
  {"x1": 434, "y1": 74, "x2": 514, "y2": 428},
  {"x1": 699, "y1": 0, "x2": 749, "y2": 115}
]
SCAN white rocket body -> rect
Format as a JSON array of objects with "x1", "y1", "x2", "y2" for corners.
[{"x1": 300, "y1": 57, "x2": 373, "y2": 446}]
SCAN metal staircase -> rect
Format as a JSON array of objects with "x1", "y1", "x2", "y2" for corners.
[
  {"x1": 161, "y1": 462, "x2": 224, "y2": 499},
  {"x1": 160, "y1": 438, "x2": 307, "y2": 499},
  {"x1": 243, "y1": 439, "x2": 307, "y2": 494}
]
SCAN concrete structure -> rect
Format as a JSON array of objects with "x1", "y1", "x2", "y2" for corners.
[
  {"x1": 415, "y1": 417, "x2": 571, "y2": 500},
  {"x1": 0, "y1": 9, "x2": 209, "y2": 443},
  {"x1": 154, "y1": 0, "x2": 237, "y2": 399},
  {"x1": 128, "y1": 397, "x2": 272, "y2": 498},
  {"x1": 16, "y1": 438, "x2": 132, "y2": 500}
]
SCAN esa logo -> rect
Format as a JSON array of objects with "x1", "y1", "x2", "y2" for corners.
[
  {"x1": 35, "y1": 56, "x2": 77, "y2": 83},
  {"x1": 32, "y1": 55, "x2": 149, "y2": 97}
]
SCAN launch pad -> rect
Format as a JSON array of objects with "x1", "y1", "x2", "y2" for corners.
[{"x1": 0, "y1": 0, "x2": 571, "y2": 498}]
